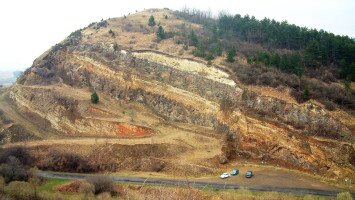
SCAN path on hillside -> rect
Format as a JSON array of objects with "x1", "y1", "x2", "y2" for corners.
[{"x1": 38, "y1": 171, "x2": 354, "y2": 197}]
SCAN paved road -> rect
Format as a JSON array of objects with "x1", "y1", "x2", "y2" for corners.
[{"x1": 38, "y1": 171, "x2": 354, "y2": 197}]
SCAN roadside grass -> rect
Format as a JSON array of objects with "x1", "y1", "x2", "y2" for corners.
[
  {"x1": 37, "y1": 178, "x2": 86, "y2": 200},
  {"x1": 9, "y1": 177, "x2": 347, "y2": 200},
  {"x1": 38, "y1": 178, "x2": 70, "y2": 193},
  {"x1": 199, "y1": 187, "x2": 330, "y2": 200}
]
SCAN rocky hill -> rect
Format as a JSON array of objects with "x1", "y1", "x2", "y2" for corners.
[{"x1": 0, "y1": 9, "x2": 354, "y2": 184}]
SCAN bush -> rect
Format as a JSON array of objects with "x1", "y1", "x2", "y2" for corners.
[
  {"x1": 96, "y1": 20, "x2": 108, "y2": 28},
  {"x1": 69, "y1": 29, "x2": 82, "y2": 38},
  {"x1": 91, "y1": 91, "x2": 99, "y2": 104},
  {"x1": 108, "y1": 29, "x2": 115, "y2": 37},
  {"x1": 86, "y1": 176, "x2": 114, "y2": 195},
  {"x1": 302, "y1": 86, "x2": 310, "y2": 101},
  {"x1": 258, "y1": 72, "x2": 275, "y2": 86},
  {"x1": 79, "y1": 181, "x2": 95, "y2": 195},
  {"x1": 323, "y1": 100, "x2": 336, "y2": 111},
  {"x1": 242, "y1": 89, "x2": 248, "y2": 101},
  {"x1": 0, "y1": 156, "x2": 29, "y2": 183},
  {"x1": 213, "y1": 121, "x2": 232, "y2": 135},
  {"x1": 0, "y1": 146, "x2": 31, "y2": 166},
  {"x1": 40, "y1": 150, "x2": 95, "y2": 173},
  {"x1": 219, "y1": 97, "x2": 235, "y2": 115},
  {"x1": 0, "y1": 176, "x2": 4, "y2": 191},
  {"x1": 4, "y1": 181, "x2": 38, "y2": 200},
  {"x1": 336, "y1": 192, "x2": 352, "y2": 200},
  {"x1": 113, "y1": 43, "x2": 119, "y2": 51}
]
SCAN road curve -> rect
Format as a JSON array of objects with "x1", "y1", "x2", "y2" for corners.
[{"x1": 38, "y1": 171, "x2": 354, "y2": 197}]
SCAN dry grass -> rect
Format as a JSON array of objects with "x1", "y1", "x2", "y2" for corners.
[{"x1": 50, "y1": 180, "x2": 333, "y2": 200}]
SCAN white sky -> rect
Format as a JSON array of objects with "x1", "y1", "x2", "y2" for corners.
[{"x1": 0, "y1": 0, "x2": 354, "y2": 71}]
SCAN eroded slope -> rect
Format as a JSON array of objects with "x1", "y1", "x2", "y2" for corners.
[{"x1": 1, "y1": 9, "x2": 354, "y2": 183}]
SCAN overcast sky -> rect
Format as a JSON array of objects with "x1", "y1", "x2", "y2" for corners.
[{"x1": 0, "y1": 0, "x2": 354, "y2": 71}]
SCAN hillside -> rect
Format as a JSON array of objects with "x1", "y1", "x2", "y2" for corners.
[{"x1": 0, "y1": 8, "x2": 354, "y2": 191}]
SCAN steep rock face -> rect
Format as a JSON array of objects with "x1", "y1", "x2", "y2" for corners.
[{"x1": 7, "y1": 10, "x2": 354, "y2": 179}]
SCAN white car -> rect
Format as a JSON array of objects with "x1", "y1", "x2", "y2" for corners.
[{"x1": 220, "y1": 172, "x2": 230, "y2": 179}]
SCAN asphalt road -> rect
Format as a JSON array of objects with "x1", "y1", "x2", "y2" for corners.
[{"x1": 38, "y1": 171, "x2": 354, "y2": 197}]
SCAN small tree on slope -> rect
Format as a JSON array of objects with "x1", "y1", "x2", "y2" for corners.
[
  {"x1": 156, "y1": 25, "x2": 166, "y2": 40},
  {"x1": 148, "y1": 15, "x2": 156, "y2": 26},
  {"x1": 91, "y1": 91, "x2": 99, "y2": 104}
]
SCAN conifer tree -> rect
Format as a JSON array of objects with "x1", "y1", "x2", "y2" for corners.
[
  {"x1": 91, "y1": 91, "x2": 99, "y2": 104},
  {"x1": 148, "y1": 15, "x2": 156, "y2": 26},
  {"x1": 226, "y1": 48, "x2": 236, "y2": 63},
  {"x1": 156, "y1": 25, "x2": 166, "y2": 40}
]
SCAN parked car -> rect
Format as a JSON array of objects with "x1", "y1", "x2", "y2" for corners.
[
  {"x1": 245, "y1": 171, "x2": 253, "y2": 178},
  {"x1": 220, "y1": 172, "x2": 230, "y2": 179},
  {"x1": 230, "y1": 169, "x2": 239, "y2": 176}
]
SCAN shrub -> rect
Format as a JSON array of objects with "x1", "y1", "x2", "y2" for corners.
[
  {"x1": 302, "y1": 86, "x2": 310, "y2": 101},
  {"x1": 4, "y1": 181, "x2": 37, "y2": 200},
  {"x1": 0, "y1": 176, "x2": 4, "y2": 191},
  {"x1": 0, "y1": 146, "x2": 31, "y2": 165},
  {"x1": 0, "y1": 156, "x2": 29, "y2": 183},
  {"x1": 79, "y1": 181, "x2": 95, "y2": 195},
  {"x1": 108, "y1": 29, "x2": 115, "y2": 37},
  {"x1": 113, "y1": 43, "x2": 119, "y2": 51},
  {"x1": 219, "y1": 96, "x2": 235, "y2": 115},
  {"x1": 258, "y1": 72, "x2": 275, "y2": 86},
  {"x1": 96, "y1": 20, "x2": 108, "y2": 28},
  {"x1": 86, "y1": 176, "x2": 114, "y2": 195},
  {"x1": 336, "y1": 192, "x2": 352, "y2": 200},
  {"x1": 323, "y1": 100, "x2": 336, "y2": 111},
  {"x1": 91, "y1": 91, "x2": 99, "y2": 104},
  {"x1": 69, "y1": 29, "x2": 82, "y2": 38},
  {"x1": 213, "y1": 121, "x2": 232, "y2": 135},
  {"x1": 40, "y1": 150, "x2": 95, "y2": 173},
  {"x1": 242, "y1": 89, "x2": 248, "y2": 101}
]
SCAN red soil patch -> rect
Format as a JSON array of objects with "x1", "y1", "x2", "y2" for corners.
[
  {"x1": 115, "y1": 123, "x2": 154, "y2": 138},
  {"x1": 56, "y1": 180, "x2": 84, "y2": 193}
]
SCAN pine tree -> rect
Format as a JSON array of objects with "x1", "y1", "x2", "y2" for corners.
[
  {"x1": 156, "y1": 25, "x2": 166, "y2": 40},
  {"x1": 304, "y1": 40, "x2": 324, "y2": 67},
  {"x1": 148, "y1": 15, "x2": 156, "y2": 26},
  {"x1": 289, "y1": 53, "x2": 304, "y2": 76},
  {"x1": 189, "y1": 30, "x2": 199, "y2": 46},
  {"x1": 226, "y1": 48, "x2": 236, "y2": 63},
  {"x1": 91, "y1": 91, "x2": 99, "y2": 104},
  {"x1": 302, "y1": 86, "x2": 310, "y2": 101}
]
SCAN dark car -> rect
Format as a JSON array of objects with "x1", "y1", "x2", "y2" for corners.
[
  {"x1": 230, "y1": 169, "x2": 239, "y2": 176},
  {"x1": 245, "y1": 171, "x2": 253, "y2": 178}
]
